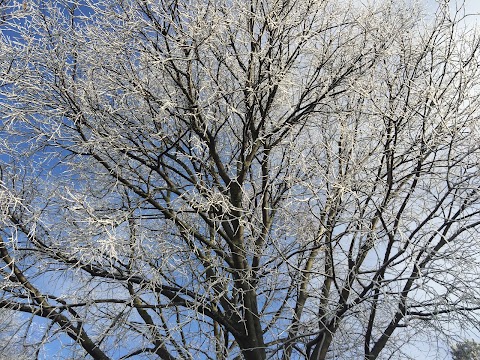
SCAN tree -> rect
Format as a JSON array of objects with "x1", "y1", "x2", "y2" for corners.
[
  {"x1": 0, "y1": 0, "x2": 480, "y2": 359},
  {"x1": 451, "y1": 341, "x2": 480, "y2": 360},
  {"x1": 0, "y1": 309, "x2": 35, "y2": 359}
]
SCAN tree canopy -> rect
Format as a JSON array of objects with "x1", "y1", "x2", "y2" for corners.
[{"x1": 1, "y1": 0, "x2": 480, "y2": 359}]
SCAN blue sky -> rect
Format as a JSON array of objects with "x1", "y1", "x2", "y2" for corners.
[{"x1": 459, "y1": 0, "x2": 480, "y2": 13}]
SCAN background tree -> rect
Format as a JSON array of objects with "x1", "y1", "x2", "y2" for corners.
[
  {"x1": 451, "y1": 341, "x2": 480, "y2": 360},
  {"x1": 1, "y1": 0, "x2": 480, "y2": 359}
]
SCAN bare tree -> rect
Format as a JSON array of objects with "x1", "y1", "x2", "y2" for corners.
[
  {"x1": 0, "y1": 0, "x2": 480, "y2": 359},
  {"x1": 0, "y1": 309, "x2": 36, "y2": 359}
]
